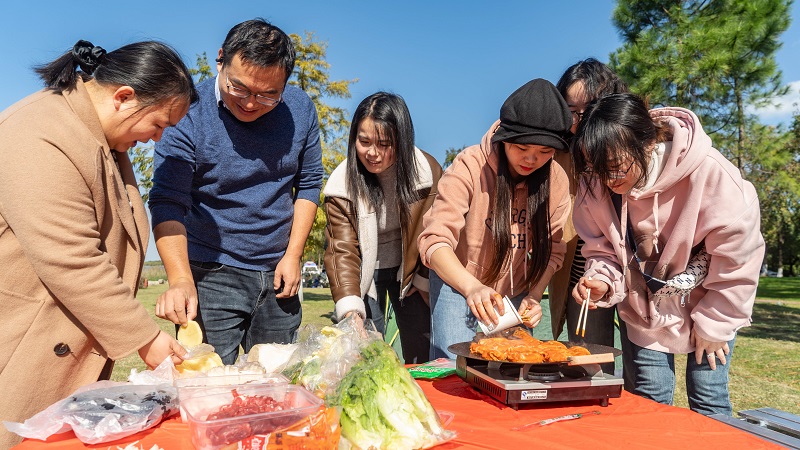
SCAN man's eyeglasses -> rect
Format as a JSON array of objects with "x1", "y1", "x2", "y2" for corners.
[
  {"x1": 225, "y1": 75, "x2": 281, "y2": 106},
  {"x1": 571, "y1": 109, "x2": 585, "y2": 124}
]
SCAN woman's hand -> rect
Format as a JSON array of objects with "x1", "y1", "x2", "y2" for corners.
[
  {"x1": 692, "y1": 329, "x2": 730, "y2": 370},
  {"x1": 571, "y1": 276, "x2": 609, "y2": 310},
  {"x1": 154, "y1": 278, "x2": 197, "y2": 326},
  {"x1": 519, "y1": 297, "x2": 542, "y2": 328},
  {"x1": 464, "y1": 285, "x2": 504, "y2": 326},
  {"x1": 137, "y1": 331, "x2": 187, "y2": 369}
]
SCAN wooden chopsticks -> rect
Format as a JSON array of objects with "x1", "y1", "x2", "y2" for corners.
[{"x1": 576, "y1": 278, "x2": 591, "y2": 338}]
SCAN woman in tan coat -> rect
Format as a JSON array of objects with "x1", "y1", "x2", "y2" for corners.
[{"x1": 0, "y1": 40, "x2": 197, "y2": 447}]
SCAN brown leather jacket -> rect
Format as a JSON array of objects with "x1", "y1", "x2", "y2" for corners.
[{"x1": 323, "y1": 148, "x2": 442, "y2": 320}]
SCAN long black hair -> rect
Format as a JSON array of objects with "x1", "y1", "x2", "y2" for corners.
[
  {"x1": 346, "y1": 92, "x2": 420, "y2": 227},
  {"x1": 483, "y1": 144, "x2": 552, "y2": 291},
  {"x1": 34, "y1": 40, "x2": 198, "y2": 108},
  {"x1": 573, "y1": 93, "x2": 670, "y2": 197}
]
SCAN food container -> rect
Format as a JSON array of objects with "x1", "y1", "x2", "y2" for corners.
[
  {"x1": 181, "y1": 384, "x2": 323, "y2": 450},
  {"x1": 175, "y1": 373, "x2": 289, "y2": 422}
]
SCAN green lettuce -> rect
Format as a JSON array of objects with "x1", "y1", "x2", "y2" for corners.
[{"x1": 328, "y1": 341, "x2": 452, "y2": 449}]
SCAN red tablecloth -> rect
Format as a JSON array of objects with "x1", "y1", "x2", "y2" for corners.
[{"x1": 14, "y1": 376, "x2": 782, "y2": 449}]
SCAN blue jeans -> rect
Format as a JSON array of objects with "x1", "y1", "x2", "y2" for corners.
[
  {"x1": 190, "y1": 261, "x2": 302, "y2": 365},
  {"x1": 620, "y1": 321, "x2": 735, "y2": 416},
  {"x1": 429, "y1": 271, "x2": 555, "y2": 359}
]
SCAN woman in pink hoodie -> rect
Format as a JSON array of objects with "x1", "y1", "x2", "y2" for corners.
[
  {"x1": 571, "y1": 93, "x2": 764, "y2": 415},
  {"x1": 419, "y1": 79, "x2": 572, "y2": 359}
]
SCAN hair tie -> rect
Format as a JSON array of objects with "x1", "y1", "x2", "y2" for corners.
[{"x1": 72, "y1": 40, "x2": 107, "y2": 75}]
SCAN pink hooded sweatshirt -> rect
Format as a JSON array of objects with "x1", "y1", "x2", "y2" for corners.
[
  {"x1": 418, "y1": 120, "x2": 570, "y2": 300},
  {"x1": 574, "y1": 107, "x2": 765, "y2": 354}
]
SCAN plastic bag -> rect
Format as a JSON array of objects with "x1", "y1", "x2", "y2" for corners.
[
  {"x1": 408, "y1": 358, "x2": 457, "y2": 379},
  {"x1": 128, "y1": 356, "x2": 176, "y2": 385},
  {"x1": 247, "y1": 342, "x2": 298, "y2": 373},
  {"x1": 282, "y1": 315, "x2": 379, "y2": 397},
  {"x1": 328, "y1": 336, "x2": 457, "y2": 449},
  {"x1": 4, "y1": 382, "x2": 179, "y2": 444}
]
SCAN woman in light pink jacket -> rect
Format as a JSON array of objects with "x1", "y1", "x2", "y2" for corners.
[{"x1": 571, "y1": 93, "x2": 764, "y2": 416}]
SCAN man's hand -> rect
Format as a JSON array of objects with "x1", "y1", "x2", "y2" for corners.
[
  {"x1": 274, "y1": 255, "x2": 301, "y2": 298},
  {"x1": 154, "y1": 278, "x2": 197, "y2": 326}
]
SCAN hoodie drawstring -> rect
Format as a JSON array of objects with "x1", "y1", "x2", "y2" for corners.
[
  {"x1": 652, "y1": 192, "x2": 660, "y2": 254},
  {"x1": 619, "y1": 195, "x2": 629, "y2": 287}
]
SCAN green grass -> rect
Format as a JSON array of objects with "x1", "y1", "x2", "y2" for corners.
[
  {"x1": 116, "y1": 278, "x2": 800, "y2": 416},
  {"x1": 672, "y1": 278, "x2": 800, "y2": 414},
  {"x1": 754, "y1": 276, "x2": 800, "y2": 301}
]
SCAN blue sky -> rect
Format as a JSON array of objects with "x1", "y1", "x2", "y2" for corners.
[{"x1": 2, "y1": 1, "x2": 799, "y2": 261}]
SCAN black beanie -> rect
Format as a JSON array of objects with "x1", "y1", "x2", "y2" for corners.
[{"x1": 491, "y1": 78, "x2": 572, "y2": 150}]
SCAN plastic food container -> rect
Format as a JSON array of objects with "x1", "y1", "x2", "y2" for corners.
[
  {"x1": 181, "y1": 384, "x2": 323, "y2": 450},
  {"x1": 175, "y1": 373, "x2": 289, "y2": 422}
]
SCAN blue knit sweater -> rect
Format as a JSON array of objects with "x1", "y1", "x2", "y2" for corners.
[{"x1": 149, "y1": 78, "x2": 323, "y2": 271}]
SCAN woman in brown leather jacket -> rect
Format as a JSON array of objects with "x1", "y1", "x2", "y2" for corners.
[{"x1": 323, "y1": 92, "x2": 442, "y2": 363}]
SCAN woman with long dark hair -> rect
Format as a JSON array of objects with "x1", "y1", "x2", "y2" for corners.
[
  {"x1": 548, "y1": 58, "x2": 629, "y2": 373},
  {"x1": 324, "y1": 92, "x2": 442, "y2": 363},
  {"x1": 0, "y1": 39, "x2": 197, "y2": 447},
  {"x1": 418, "y1": 79, "x2": 572, "y2": 359},
  {"x1": 571, "y1": 93, "x2": 764, "y2": 415}
]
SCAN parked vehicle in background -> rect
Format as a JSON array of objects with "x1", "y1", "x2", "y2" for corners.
[
  {"x1": 301, "y1": 262, "x2": 329, "y2": 288},
  {"x1": 302, "y1": 261, "x2": 321, "y2": 275}
]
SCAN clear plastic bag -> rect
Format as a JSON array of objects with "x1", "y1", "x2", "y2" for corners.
[
  {"x1": 282, "y1": 316, "x2": 457, "y2": 449},
  {"x1": 282, "y1": 315, "x2": 379, "y2": 397},
  {"x1": 4, "y1": 382, "x2": 179, "y2": 444}
]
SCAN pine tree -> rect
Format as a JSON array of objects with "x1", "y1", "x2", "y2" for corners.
[{"x1": 609, "y1": 0, "x2": 791, "y2": 168}]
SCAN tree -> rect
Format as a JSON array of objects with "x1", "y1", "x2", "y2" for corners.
[
  {"x1": 741, "y1": 118, "x2": 799, "y2": 276},
  {"x1": 190, "y1": 52, "x2": 214, "y2": 82},
  {"x1": 288, "y1": 32, "x2": 357, "y2": 264},
  {"x1": 609, "y1": 0, "x2": 791, "y2": 169},
  {"x1": 443, "y1": 145, "x2": 466, "y2": 169},
  {"x1": 609, "y1": 0, "x2": 794, "y2": 273}
]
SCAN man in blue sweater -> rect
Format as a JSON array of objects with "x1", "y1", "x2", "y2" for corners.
[{"x1": 148, "y1": 19, "x2": 322, "y2": 365}]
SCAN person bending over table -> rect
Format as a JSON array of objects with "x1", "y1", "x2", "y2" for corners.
[
  {"x1": 571, "y1": 93, "x2": 764, "y2": 416},
  {"x1": 0, "y1": 39, "x2": 196, "y2": 448},
  {"x1": 418, "y1": 79, "x2": 571, "y2": 359}
]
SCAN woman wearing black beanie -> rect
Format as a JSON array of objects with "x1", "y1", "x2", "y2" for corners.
[{"x1": 418, "y1": 78, "x2": 573, "y2": 359}]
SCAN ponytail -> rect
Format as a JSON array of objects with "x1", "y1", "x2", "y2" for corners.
[
  {"x1": 34, "y1": 40, "x2": 107, "y2": 91},
  {"x1": 33, "y1": 40, "x2": 197, "y2": 107}
]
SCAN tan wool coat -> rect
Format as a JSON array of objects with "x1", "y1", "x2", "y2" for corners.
[{"x1": 0, "y1": 80, "x2": 160, "y2": 447}]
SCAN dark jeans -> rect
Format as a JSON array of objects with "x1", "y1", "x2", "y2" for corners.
[
  {"x1": 189, "y1": 261, "x2": 302, "y2": 365},
  {"x1": 365, "y1": 267, "x2": 431, "y2": 364}
]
